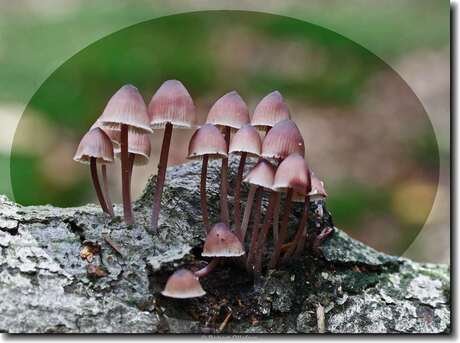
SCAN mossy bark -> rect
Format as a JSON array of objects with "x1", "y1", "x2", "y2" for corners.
[{"x1": 0, "y1": 158, "x2": 450, "y2": 333}]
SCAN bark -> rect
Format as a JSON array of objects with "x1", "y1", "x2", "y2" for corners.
[{"x1": 0, "y1": 157, "x2": 450, "y2": 334}]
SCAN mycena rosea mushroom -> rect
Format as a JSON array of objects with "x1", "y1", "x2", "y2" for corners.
[
  {"x1": 268, "y1": 153, "x2": 310, "y2": 269},
  {"x1": 148, "y1": 80, "x2": 196, "y2": 233},
  {"x1": 99, "y1": 84, "x2": 152, "y2": 225},
  {"x1": 261, "y1": 119, "x2": 305, "y2": 242},
  {"x1": 195, "y1": 222, "x2": 245, "y2": 278},
  {"x1": 292, "y1": 172, "x2": 329, "y2": 258},
  {"x1": 90, "y1": 121, "x2": 120, "y2": 215},
  {"x1": 206, "y1": 91, "x2": 250, "y2": 225},
  {"x1": 251, "y1": 90, "x2": 290, "y2": 134},
  {"x1": 242, "y1": 159, "x2": 276, "y2": 271},
  {"x1": 73, "y1": 127, "x2": 114, "y2": 215},
  {"x1": 161, "y1": 269, "x2": 206, "y2": 299},
  {"x1": 228, "y1": 124, "x2": 262, "y2": 238},
  {"x1": 188, "y1": 124, "x2": 228, "y2": 233}
]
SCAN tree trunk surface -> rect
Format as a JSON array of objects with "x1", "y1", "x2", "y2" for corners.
[{"x1": 0, "y1": 157, "x2": 450, "y2": 334}]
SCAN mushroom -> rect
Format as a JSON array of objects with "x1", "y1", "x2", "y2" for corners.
[
  {"x1": 261, "y1": 119, "x2": 305, "y2": 242},
  {"x1": 195, "y1": 222, "x2": 245, "y2": 278},
  {"x1": 228, "y1": 124, "x2": 262, "y2": 238},
  {"x1": 241, "y1": 159, "x2": 276, "y2": 271},
  {"x1": 291, "y1": 172, "x2": 329, "y2": 259},
  {"x1": 89, "y1": 121, "x2": 120, "y2": 214},
  {"x1": 240, "y1": 159, "x2": 275, "y2": 241},
  {"x1": 206, "y1": 91, "x2": 250, "y2": 225},
  {"x1": 268, "y1": 153, "x2": 310, "y2": 269},
  {"x1": 99, "y1": 84, "x2": 152, "y2": 225},
  {"x1": 148, "y1": 80, "x2": 196, "y2": 233},
  {"x1": 188, "y1": 124, "x2": 228, "y2": 233},
  {"x1": 251, "y1": 91, "x2": 290, "y2": 134},
  {"x1": 161, "y1": 269, "x2": 206, "y2": 299},
  {"x1": 114, "y1": 128, "x2": 151, "y2": 183},
  {"x1": 73, "y1": 127, "x2": 114, "y2": 215}
]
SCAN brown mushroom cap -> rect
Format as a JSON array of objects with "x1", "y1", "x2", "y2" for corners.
[
  {"x1": 202, "y1": 223, "x2": 245, "y2": 257},
  {"x1": 228, "y1": 124, "x2": 262, "y2": 157},
  {"x1": 206, "y1": 91, "x2": 250, "y2": 129},
  {"x1": 243, "y1": 159, "x2": 275, "y2": 189},
  {"x1": 251, "y1": 91, "x2": 290, "y2": 129},
  {"x1": 99, "y1": 84, "x2": 152, "y2": 134},
  {"x1": 272, "y1": 153, "x2": 310, "y2": 194},
  {"x1": 261, "y1": 119, "x2": 305, "y2": 160},
  {"x1": 161, "y1": 269, "x2": 206, "y2": 299},
  {"x1": 73, "y1": 128, "x2": 114, "y2": 164},
  {"x1": 148, "y1": 80, "x2": 196, "y2": 128},
  {"x1": 292, "y1": 172, "x2": 328, "y2": 202},
  {"x1": 114, "y1": 129, "x2": 151, "y2": 165},
  {"x1": 188, "y1": 124, "x2": 228, "y2": 160}
]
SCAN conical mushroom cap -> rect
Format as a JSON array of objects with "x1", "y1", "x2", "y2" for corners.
[
  {"x1": 99, "y1": 84, "x2": 152, "y2": 134},
  {"x1": 161, "y1": 269, "x2": 206, "y2": 299},
  {"x1": 251, "y1": 91, "x2": 290, "y2": 129},
  {"x1": 202, "y1": 223, "x2": 245, "y2": 257},
  {"x1": 148, "y1": 80, "x2": 196, "y2": 128},
  {"x1": 73, "y1": 128, "x2": 114, "y2": 164},
  {"x1": 114, "y1": 129, "x2": 151, "y2": 165},
  {"x1": 188, "y1": 124, "x2": 228, "y2": 160},
  {"x1": 261, "y1": 119, "x2": 305, "y2": 160},
  {"x1": 206, "y1": 91, "x2": 250, "y2": 129},
  {"x1": 243, "y1": 159, "x2": 275, "y2": 189},
  {"x1": 91, "y1": 121, "x2": 120, "y2": 148},
  {"x1": 229, "y1": 124, "x2": 262, "y2": 157},
  {"x1": 272, "y1": 153, "x2": 310, "y2": 194}
]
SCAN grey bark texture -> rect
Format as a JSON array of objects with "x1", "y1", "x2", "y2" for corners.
[{"x1": 0, "y1": 158, "x2": 450, "y2": 334}]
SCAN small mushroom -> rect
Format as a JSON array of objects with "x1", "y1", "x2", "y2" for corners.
[
  {"x1": 195, "y1": 222, "x2": 245, "y2": 278},
  {"x1": 161, "y1": 269, "x2": 206, "y2": 299},
  {"x1": 228, "y1": 124, "x2": 262, "y2": 237},
  {"x1": 188, "y1": 124, "x2": 228, "y2": 233},
  {"x1": 148, "y1": 80, "x2": 196, "y2": 233},
  {"x1": 291, "y1": 172, "x2": 328, "y2": 259},
  {"x1": 73, "y1": 127, "x2": 114, "y2": 215},
  {"x1": 268, "y1": 153, "x2": 310, "y2": 269},
  {"x1": 206, "y1": 91, "x2": 250, "y2": 225},
  {"x1": 251, "y1": 91, "x2": 290, "y2": 134},
  {"x1": 241, "y1": 159, "x2": 276, "y2": 270},
  {"x1": 99, "y1": 85, "x2": 152, "y2": 225},
  {"x1": 90, "y1": 121, "x2": 120, "y2": 213},
  {"x1": 261, "y1": 119, "x2": 305, "y2": 242}
]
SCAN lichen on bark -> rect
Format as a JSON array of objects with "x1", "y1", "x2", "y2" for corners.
[{"x1": 0, "y1": 158, "x2": 450, "y2": 333}]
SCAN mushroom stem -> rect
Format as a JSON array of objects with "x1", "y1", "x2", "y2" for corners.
[
  {"x1": 120, "y1": 124, "x2": 134, "y2": 224},
  {"x1": 282, "y1": 197, "x2": 309, "y2": 263},
  {"x1": 272, "y1": 192, "x2": 281, "y2": 242},
  {"x1": 246, "y1": 189, "x2": 263, "y2": 272},
  {"x1": 194, "y1": 258, "x2": 219, "y2": 278},
  {"x1": 220, "y1": 126, "x2": 230, "y2": 224},
  {"x1": 239, "y1": 184, "x2": 257, "y2": 241},
  {"x1": 101, "y1": 164, "x2": 114, "y2": 216},
  {"x1": 200, "y1": 155, "x2": 210, "y2": 233},
  {"x1": 234, "y1": 152, "x2": 247, "y2": 233},
  {"x1": 254, "y1": 191, "x2": 276, "y2": 275},
  {"x1": 151, "y1": 122, "x2": 173, "y2": 232},
  {"x1": 269, "y1": 189, "x2": 294, "y2": 269},
  {"x1": 90, "y1": 157, "x2": 111, "y2": 215},
  {"x1": 128, "y1": 153, "x2": 135, "y2": 183}
]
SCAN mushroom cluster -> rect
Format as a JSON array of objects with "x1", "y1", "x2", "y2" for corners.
[{"x1": 73, "y1": 82, "x2": 332, "y2": 299}]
